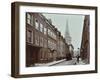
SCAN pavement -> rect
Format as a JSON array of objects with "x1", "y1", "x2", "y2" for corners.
[
  {"x1": 35, "y1": 59, "x2": 66, "y2": 66},
  {"x1": 35, "y1": 58, "x2": 86, "y2": 66}
]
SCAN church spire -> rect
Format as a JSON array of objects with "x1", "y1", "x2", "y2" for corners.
[
  {"x1": 65, "y1": 19, "x2": 71, "y2": 44},
  {"x1": 65, "y1": 19, "x2": 70, "y2": 36}
]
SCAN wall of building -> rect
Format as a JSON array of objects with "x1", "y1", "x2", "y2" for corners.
[
  {"x1": 80, "y1": 15, "x2": 90, "y2": 64},
  {"x1": 26, "y1": 13, "x2": 70, "y2": 66}
]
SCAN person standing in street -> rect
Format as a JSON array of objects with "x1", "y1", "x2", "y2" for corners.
[
  {"x1": 76, "y1": 48, "x2": 80, "y2": 63},
  {"x1": 77, "y1": 55, "x2": 80, "y2": 63}
]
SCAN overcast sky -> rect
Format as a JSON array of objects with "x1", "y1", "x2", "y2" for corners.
[{"x1": 43, "y1": 13, "x2": 85, "y2": 50}]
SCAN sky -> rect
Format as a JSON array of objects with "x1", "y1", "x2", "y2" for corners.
[{"x1": 43, "y1": 13, "x2": 85, "y2": 50}]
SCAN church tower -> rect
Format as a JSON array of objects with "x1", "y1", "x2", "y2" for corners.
[{"x1": 65, "y1": 20, "x2": 71, "y2": 45}]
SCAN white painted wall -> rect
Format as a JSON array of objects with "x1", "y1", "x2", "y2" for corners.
[{"x1": 0, "y1": 0, "x2": 100, "y2": 80}]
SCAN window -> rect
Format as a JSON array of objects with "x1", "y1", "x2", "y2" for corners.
[
  {"x1": 50, "y1": 31, "x2": 52, "y2": 37},
  {"x1": 48, "y1": 29, "x2": 56, "y2": 39},
  {"x1": 54, "y1": 34, "x2": 56, "y2": 39},
  {"x1": 40, "y1": 23, "x2": 43, "y2": 32},
  {"x1": 40, "y1": 37, "x2": 43, "y2": 47},
  {"x1": 27, "y1": 30, "x2": 33, "y2": 43},
  {"x1": 27, "y1": 13, "x2": 31, "y2": 24},
  {"x1": 35, "y1": 19, "x2": 39, "y2": 30},
  {"x1": 27, "y1": 13, "x2": 34, "y2": 26},
  {"x1": 32, "y1": 16, "x2": 35, "y2": 26},
  {"x1": 52, "y1": 42, "x2": 56, "y2": 50},
  {"x1": 48, "y1": 40, "x2": 53, "y2": 49},
  {"x1": 52, "y1": 33, "x2": 56, "y2": 40},
  {"x1": 44, "y1": 39, "x2": 47, "y2": 48},
  {"x1": 44, "y1": 27, "x2": 47, "y2": 35},
  {"x1": 35, "y1": 34, "x2": 39, "y2": 46},
  {"x1": 48, "y1": 40, "x2": 50, "y2": 48},
  {"x1": 48, "y1": 29, "x2": 51, "y2": 36}
]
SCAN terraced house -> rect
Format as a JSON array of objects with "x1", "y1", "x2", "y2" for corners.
[{"x1": 26, "y1": 13, "x2": 70, "y2": 67}]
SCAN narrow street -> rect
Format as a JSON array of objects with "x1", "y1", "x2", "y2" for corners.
[
  {"x1": 51, "y1": 58, "x2": 85, "y2": 66},
  {"x1": 52, "y1": 58, "x2": 77, "y2": 66},
  {"x1": 35, "y1": 57, "x2": 86, "y2": 67}
]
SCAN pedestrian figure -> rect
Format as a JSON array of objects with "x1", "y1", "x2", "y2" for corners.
[
  {"x1": 74, "y1": 62, "x2": 77, "y2": 65},
  {"x1": 77, "y1": 55, "x2": 80, "y2": 63},
  {"x1": 76, "y1": 48, "x2": 80, "y2": 63}
]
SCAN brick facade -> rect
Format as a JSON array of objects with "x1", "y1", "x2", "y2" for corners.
[{"x1": 26, "y1": 13, "x2": 70, "y2": 67}]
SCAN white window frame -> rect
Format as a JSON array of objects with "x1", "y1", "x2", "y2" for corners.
[
  {"x1": 40, "y1": 23, "x2": 43, "y2": 32},
  {"x1": 35, "y1": 19, "x2": 39, "y2": 30}
]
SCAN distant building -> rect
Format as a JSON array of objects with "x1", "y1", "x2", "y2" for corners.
[
  {"x1": 80, "y1": 15, "x2": 90, "y2": 64},
  {"x1": 26, "y1": 13, "x2": 70, "y2": 67},
  {"x1": 74, "y1": 50, "x2": 78, "y2": 57},
  {"x1": 65, "y1": 20, "x2": 73, "y2": 60},
  {"x1": 77, "y1": 48, "x2": 80, "y2": 56},
  {"x1": 69, "y1": 44, "x2": 74, "y2": 58}
]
